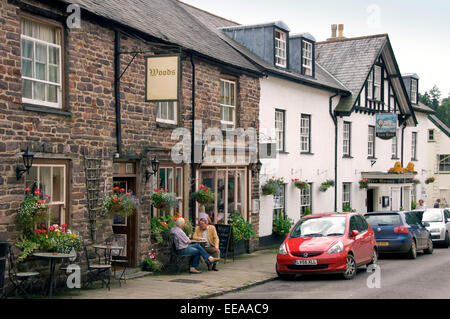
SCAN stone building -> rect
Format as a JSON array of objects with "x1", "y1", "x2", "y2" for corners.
[{"x1": 0, "y1": 0, "x2": 261, "y2": 267}]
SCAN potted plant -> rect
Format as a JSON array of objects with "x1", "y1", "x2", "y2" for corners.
[
  {"x1": 262, "y1": 178, "x2": 284, "y2": 196},
  {"x1": 150, "y1": 188, "x2": 177, "y2": 213},
  {"x1": 292, "y1": 178, "x2": 309, "y2": 190},
  {"x1": 425, "y1": 177, "x2": 435, "y2": 184},
  {"x1": 192, "y1": 185, "x2": 215, "y2": 206},
  {"x1": 302, "y1": 207, "x2": 312, "y2": 217},
  {"x1": 17, "y1": 188, "x2": 50, "y2": 236},
  {"x1": 359, "y1": 178, "x2": 369, "y2": 189},
  {"x1": 319, "y1": 179, "x2": 335, "y2": 192},
  {"x1": 343, "y1": 204, "x2": 356, "y2": 212},
  {"x1": 142, "y1": 248, "x2": 163, "y2": 272},
  {"x1": 273, "y1": 213, "x2": 293, "y2": 239},
  {"x1": 230, "y1": 211, "x2": 256, "y2": 254},
  {"x1": 102, "y1": 187, "x2": 138, "y2": 218},
  {"x1": 412, "y1": 178, "x2": 421, "y2": 185}
]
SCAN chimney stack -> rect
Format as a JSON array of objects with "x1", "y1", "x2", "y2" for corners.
[
  {"x1": 331, "y1": 24, "x2": 337, "y2": 38},
  {"x1": 338, "y1": 24, "x2": 344, "y2": 38}
]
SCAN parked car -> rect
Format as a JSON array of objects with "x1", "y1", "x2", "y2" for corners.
[
  {"x1": 364, "y1": 211, "x2": 433, "y2": 258},
  {"x1": 420, "y1": 208, "x2": 450, "y2": 248},
  {"x1": 276, "y1": 212, "x2": 377, "y2": 280}
]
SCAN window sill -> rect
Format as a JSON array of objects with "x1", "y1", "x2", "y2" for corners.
[
  {"x1": 300, "y1": 152, "x2": 314, "y2": 155},
  {"x1": 367, "y1": 157, "x2": 377, "y2": 160},
  {"x1": 411, "y1": 159, "x2": 418, "y2": 162},
  {"x1": 23, "y1": 104, "x2": 71, "y2": 117},
  {"x1": 278, "y1": 151, "x2": 289, "y2": 155},
  {"x1": 391, "y1": 157, "x2": 400, "y2": 160},
  {"x1": 156, "y1": 121, "x2": 178, "y2": 129},
  {"x1": 342, "y1": 155, "x2": 353, "y2": 159},
  {"x1": 428, "y1": 140, "x2": 436, "y2": 143}
]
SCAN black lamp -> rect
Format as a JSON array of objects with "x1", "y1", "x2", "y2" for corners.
[
  {"x1": 145, "y1": 157, "x2": 160, "y2": 184},
  {"x1": 252, "y1": 159, "x2": 263, "y2": 177},
  {"x1": 16, "y1": 147, "x2": 34, "y2": 180}
]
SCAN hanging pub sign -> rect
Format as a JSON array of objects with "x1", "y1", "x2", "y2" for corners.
[
  {"x1": 376, "y1": 113, "x2": 397, "y2": 140},
  {"x1": 145, "y1": 55, "x2": 180, "y2": 102}
]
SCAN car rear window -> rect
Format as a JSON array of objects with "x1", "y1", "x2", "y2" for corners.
[
  {"x1": 422, "y1": 210, "x2": 443, "y2": 222},
  {"x1": 365, "y1": 214, "x2": 402, "y2": 226}
]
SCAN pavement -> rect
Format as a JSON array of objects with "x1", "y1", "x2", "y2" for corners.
[{"x1": 58, "y1": 248, "x2": 278, "y2": 299}]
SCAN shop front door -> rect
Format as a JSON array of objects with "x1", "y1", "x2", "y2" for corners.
[{"x1": 367, "y1": 189, "x2": 374, "y2": 213}]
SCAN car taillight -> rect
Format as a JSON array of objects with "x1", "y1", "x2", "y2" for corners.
[{"x1": 394, "y1": 226, "x2": 409, "y2": 233}]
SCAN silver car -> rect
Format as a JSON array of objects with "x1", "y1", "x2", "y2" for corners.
[{"x1": 421, "y1": 208, "x2": 450, "y2": 247}]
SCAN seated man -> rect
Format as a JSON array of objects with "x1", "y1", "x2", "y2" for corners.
[
  {"x1": 170, "y1": 217, "x2": 219, "y2": 273},
  {"x1": 193, "y1": 218, "x2": 220, "y2": 271}
]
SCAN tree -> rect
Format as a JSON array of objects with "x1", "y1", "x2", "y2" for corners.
[{"x1": 429, "y1": 85, "x2": 442, "y2": 110}]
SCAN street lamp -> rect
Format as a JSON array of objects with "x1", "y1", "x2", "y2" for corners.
[
  {"x1": 16, "y1": 147, "x2": 34, "y2": 180},
  {"x1": 145, "y1": 157, "x2": 160, "y2": 184},
  {"x1": 252, "y1": 159, "x2": 263, "y2": 177}
]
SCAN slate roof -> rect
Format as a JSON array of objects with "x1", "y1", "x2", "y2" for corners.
[
  {"x1": 56, "y1": 0, "x2": 261, "y2": 74},
  {"x1": 413, "y1": 101, "x2": 435, "y2": 114},
  {"x1": 429, "y1": 115, "x2": 450, "y2": 138},
  {"x1": 316, "y1": 35, "x2": 388, "y2": 112},
  {"x1": 180, "y1": 3, "x2": 349, "y2": 94}
]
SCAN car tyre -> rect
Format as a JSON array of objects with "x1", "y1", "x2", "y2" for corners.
[
  {"x1": 407, "y1": 239, "x2": 417, "y2": 259},
  {"x1": 444, "y1": 232, "x2": 450, "y2": 248},
  {"x1": 367, "y1": 248, "x2": 378, "y2": 267},
  {"x1": 276, "y1": 270, "x2": 294, "y2": 280},
  {"x1": 343, "y1": 254, "x2": 357, "y2": 280},
  {"x1": 424, "y1": 237, "x2": 434, "y2": 254}
]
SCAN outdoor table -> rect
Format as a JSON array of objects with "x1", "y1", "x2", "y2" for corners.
[
  {"x1": 32, "y1": 252, "x2": 75, "y2": 299},
  {"x1": 190, "y1": 240, "x2": 207, "y2": 247},
  {"x1": 92, "y1": 245, "x2": 124, "y2": 265}
]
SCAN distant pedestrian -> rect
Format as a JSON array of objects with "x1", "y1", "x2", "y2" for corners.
[
  {"x1": 416, "y1": 199, "x2": 426, "y2": 210},
  {"x1": 434, "y1": 199, "x2": 441, "y2": 208}
]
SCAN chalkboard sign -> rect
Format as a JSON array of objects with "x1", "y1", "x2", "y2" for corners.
[{"x1": 214, "y1": 224, "x2": 233, "y2": 262}]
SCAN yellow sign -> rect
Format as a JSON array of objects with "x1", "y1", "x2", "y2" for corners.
[{"x1": 146, "y1": 55, "x2": 180, "y2": 101}]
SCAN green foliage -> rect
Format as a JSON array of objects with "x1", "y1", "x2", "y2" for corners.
[
  {"x1": 273, "y1": 213, "x2": 294, "y2": 236},
  {"x1": 292, "y1": 179, "x2": 309, "y2": 190},
  {"x1": 302, "y1": 207, "x2": 312, "y2": 216},
  {"x1": 15, "y1": 236, "x2": 40, "y2": 263},
  {"x1": 192, "y1": 185, "x2": 215, "y2": 205},
  {"x1": 150, "y1": 213, "x2": 192, "y2": 244},
  {"x1": 343, "y1": 204, "x2": 356, "y2": 213},
  {"x1": 411, "y1": 201, "x2": 417, "y2": 210},
  {"x1": 150, "y1": 188, "x2": 177, "y2": 212},
  {"x1": 142, "y1": 249, "x2": 163, "y2": 272},
  {"x1": 102, "y1": 187, "x2": 138, "y2": 218},
  {"x1": 17, "y1": 188, "x2": 50, "y2": 236},
  {"x1": 420, "y1": 86, "x2": 450, "y2": 129},
  {"x1": 230, "y1": 211, "x2": 256, "y2": 242},
  {"x1": 262, "y1": 178, "x2": 284, "y2": 196},
  {"x1": 319, "y1": 180, "x2": 335, "y2": 192}
]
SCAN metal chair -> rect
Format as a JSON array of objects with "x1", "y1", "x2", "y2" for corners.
[
  {"x1": 56, "y1": 247, "x2": 78, "y2": 291},
  {"x1": 0, "y1": 242, "x2": 9, "y2": 299},
  {"x1": 5, "y1": 246, "x2": 40, "y2": 299},
  {"x1": 169, "y1": 234, "x2": 192, "y2": 273},
  {"x1": 83, "y1": 244, "x2": 111, "y2": 290},
  {"x1": 106, "y1": 235, "x2": 127, "y2": 287}
]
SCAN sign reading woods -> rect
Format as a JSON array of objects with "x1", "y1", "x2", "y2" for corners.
[
  {"x1": 376, "y1": 113, "x2": 397, "y2": 140},
  {"x1": 146, "y1": 55, "x2": 180, "y2": 102}
]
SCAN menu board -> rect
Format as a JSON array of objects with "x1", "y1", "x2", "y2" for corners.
[{"x1": 214, "y1": 224, "x2": 232, "y2": 260}]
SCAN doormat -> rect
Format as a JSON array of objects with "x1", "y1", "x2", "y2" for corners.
[{"x1": 169, "y1": 279, "x2": 203, "y2": 284}]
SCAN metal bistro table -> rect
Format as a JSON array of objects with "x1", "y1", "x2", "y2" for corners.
[
  {"x1": 92, "y1": 245, "x2": 124, "y2": 265},
  {"x1": 33, "y1": 252, "x2": 75, "y2": 299}
]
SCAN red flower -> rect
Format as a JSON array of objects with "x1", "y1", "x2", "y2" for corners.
[
  {"x1": 120, "y1": 188, "x2": 125, "y2": 192},
  {"x1": 113, "y1": 187, "x2": 119, "y2": 190},
  {"x1": 62, "y1": 224, "x2": 67, "y2": 228},
  {"x1": 126, "y1": 193, "x2": 131, "y2": 196},
  {"x1": 25, "y1": 187, "x2": 30, "y2": 191}
]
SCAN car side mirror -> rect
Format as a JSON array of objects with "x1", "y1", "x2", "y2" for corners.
[
  {"x1": 422, "y1": 222, "x2": 430, "y2": 228},
  {"x1": 351, "y1": 230, "x2": 359, "y2": 238}
]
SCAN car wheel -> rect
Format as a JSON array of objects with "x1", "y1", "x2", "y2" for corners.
[
  {"x1": 343, "y1": 254, "x2": 357, "y2": 280},
  {"x1": 276, "y1": 270, "x2": 294, "y2": 280},
  {"x1": 407, "y1": 240, "x2": 417, "y2": 259},
  {"x1": 424, "y1": 237, "x2": 434, "y2": 254},
  {"x1": 367, "y1": 248, "x2": 378, "y2": 267},
  {"x1": 444, "y1": 232, "x2": 450, "y2": 248}
]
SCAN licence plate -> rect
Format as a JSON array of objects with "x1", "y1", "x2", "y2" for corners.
[
  {"x1": 295, "y1": 259, "x2": 318, "y2": 265},
  {"x1": 377, "y1": 241, "x2": 389, "y2": 246}
]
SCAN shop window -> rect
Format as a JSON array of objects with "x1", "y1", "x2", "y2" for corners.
[
  {"x1": 21, "y1": 17, "x2": 63, "y2": 108},
  {"x1": 157, "y1": 166, "x2": 184, "y2": 217}
]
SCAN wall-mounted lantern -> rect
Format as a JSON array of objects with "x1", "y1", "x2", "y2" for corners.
[{"x1": 16, "y1": 147, "x2": 34, "y2": 180}]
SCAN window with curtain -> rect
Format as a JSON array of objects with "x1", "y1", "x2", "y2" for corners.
[{"x1": 21, "y1": 18, "x2": 62, "y2": 108}]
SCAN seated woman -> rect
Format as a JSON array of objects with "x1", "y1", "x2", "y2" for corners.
[
  {"x1": 193, "y1": 218, "x2": 220, "y2": 271},
  {"x1": 170, "y1": 217, "x2": 219, "y2": 273}
]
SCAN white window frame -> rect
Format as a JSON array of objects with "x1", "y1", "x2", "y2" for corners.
[
  {"x1": 275, "y1": 109, "x2": 285, "y2": 152},
  {"x1": 374, "y1": 66, "x2": 382, "y2": 101},
  {"x1": 411, "y1": 79, "x2": 418, "y2": 104},
  {"x1": 412, "y1": 132, "x2": 417, "y2": 160},
  {"x1": 21, "y1": 20, "x2": 62, "y2": 109},
  {"x1": 302, "y1": 40, "x2": 313, "y2": 76},
  {"x1": 26, "y1": 164, "x2": 67, "y2": 225},
  {"x1": 156, "y1": 101, "x2": 177, "y2": 125},
  {"x1": 158, "y1": 166, "x2": 184, "y2": 216},
  {"x1": 273, "y1": 184, "x2": 286, "y2": 219},
  {"x1": 300, "y1": 114, "x2": 310, "y2": 152},
  {"x1": 428, "y1": 129, "x2": 435, "y2": 142},
  {"x1": 300, "y1": 184, "x2": 312, "y2": 215},
  {"x1": 368, "y1": 126, "x2": 375, "y2": 158},
  {"x1": 438, "y1": 155, "x2": 450, "y2": 172},
  {"x1": 343, "y1": 122, "x2": 351, "y2": 156},
  {"x1": 342, "y1": 183, "x2": 351, "y2": 210},
  {"x1": 392, "y1": 134, "x2": 398, "y2": 158},
  {"x1": 220, "y1": 79, "x2": 236, "y2": 129},
  {"x1": 367, "y1": 70, "x2": 373, "y2": 99},
  {"x1": 275, "y1": 30, "x2": 287, "y2": 68}
]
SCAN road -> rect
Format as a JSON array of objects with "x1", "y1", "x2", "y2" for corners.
[{"x1": 213, "y1": 247, "x2": 450, "y2": 299}]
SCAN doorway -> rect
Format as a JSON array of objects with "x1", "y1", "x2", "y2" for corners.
[
  {"x1": 367, "y1": 189, "x2": 374, "y2": 213},
  {"x1": 112, "y1": 162, "x2": 138, "y2": 267}
]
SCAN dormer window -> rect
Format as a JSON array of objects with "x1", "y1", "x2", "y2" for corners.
[
  {"x1": 302, "y1": 40, "x2": 313, "y2": 76},
  {"x1": 275, "y1": 30, "x2": 287, "y2": 68},
  {"x1": 411, "y1": 78, "x2": 418, "y2": 104}
]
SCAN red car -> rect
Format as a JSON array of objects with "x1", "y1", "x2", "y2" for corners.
[{"x1": 276, "y1": 212, "x2": 377, "y2": 280}]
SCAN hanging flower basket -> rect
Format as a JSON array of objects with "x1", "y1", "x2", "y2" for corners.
[
  {"x1": 412, "y1": 178, "x2": 421, "y2": 185},
  {"x1": 359, "y1": 178, "x2": 369, "y2": 189},
  {"x1": 425, "y1": 177, "x2": 435, "y2": 184},
  {"x1": 262, "y1": 178, "x2": 284, "y2": 196},
  {"x1": 102, "y1": 187, "x2": 138, "y2": 218},
  {"x1": 150, "y1": 188, "x2": 177, "y2": 212},
  {"x1": 17, "y1": 188, "x2": 50, "y2": 236},
  {"x1": 192, "y1": 185, "x2": 215, "y2": 206},
  {"x1": 319, "y1": 179, "x2": 335, "y2": 192},
  {"x1": 292, "y1": 178, "x2": 309, "y2": 190}
]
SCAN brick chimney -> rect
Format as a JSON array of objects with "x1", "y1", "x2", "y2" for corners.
[
  {"x1": 327, "y1": 24, "x2": 346, "y2": 41},
  {"x1": 331, "y1": 24, "x2": 337, "y2": 38},
  {"x1": 338, "y1": 24, "x2": 344, "y2": 38}
]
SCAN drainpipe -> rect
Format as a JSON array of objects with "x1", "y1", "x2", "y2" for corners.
[
  {"x1": 329, "y1": 94, "x2": 339, "y2": 212},
  {"x1": 400, "y1": 122, "x2": 406, "y2": 209},
  {"x1": 114, "y1": 29, "x2": 122, "y2": 156},
  {"x1": 190, "y1": 54, "x2": 196, "y2": 222}
]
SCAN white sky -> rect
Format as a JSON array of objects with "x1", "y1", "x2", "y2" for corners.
[{"x1": 181, "y1": 0, "x2": 450, "y2": 97}]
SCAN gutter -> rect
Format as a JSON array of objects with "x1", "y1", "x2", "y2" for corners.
[
  {"x1": 329, "y1": 94, "x2": 339, "y2": 212},
  {"x1": 114, "y1": 29, "x2": 122, "y2": 156}
]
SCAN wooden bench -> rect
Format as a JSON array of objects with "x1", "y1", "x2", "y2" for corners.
[{"x1": 168, "y1": 234, "x2": 192, "y2": 273}]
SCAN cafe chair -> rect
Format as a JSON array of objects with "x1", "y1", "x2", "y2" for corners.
[
  {"x1": 56, "y1": 247, "x2": 78, "y2": 291},
  {"x1": 6, "y1": 246, "x2": 40, "y2": 299},
  {"x1": 169, "y1": 233, "x2": 192, "y2": 273},
  {"x1": 105, "y1": 235, "x2": 127, "y2": 287},
  {"x1": 83, "y1": 244, "x2": 111, "y2": 290}
]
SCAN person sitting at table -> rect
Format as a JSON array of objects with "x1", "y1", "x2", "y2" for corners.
[
  {"x1": 170, "y1": 217, "x2": 219, "y2": 273},
  {"x1": 193, "y1": 218, "x2": 220, "y2": 271}
]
